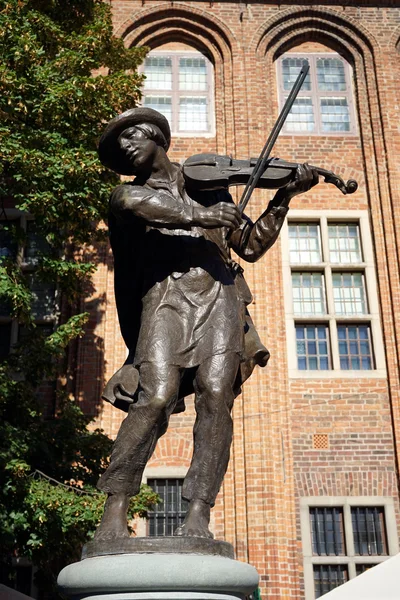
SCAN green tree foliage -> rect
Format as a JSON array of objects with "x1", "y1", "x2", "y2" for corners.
[{"x1": 0, "y1": 0, "x2": 158, "y2": 595}]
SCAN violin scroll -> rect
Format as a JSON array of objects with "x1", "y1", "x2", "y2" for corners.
[
  {"x1": 321, "y1": 171, "x2": 358, "y2": 195},
  {"x1": 346, "y1": 179, "x2": 358, "y2": 194}
]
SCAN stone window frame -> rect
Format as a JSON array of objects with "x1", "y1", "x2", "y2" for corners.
[
  {"x1": 281, "y1": 210, "x2": 386, "y2": 379},
  {"x1": 141, "y1": 50, "x2": 215, "y2": 137},
  {"x1": 276, "y1": 52, "x2": 357, "y2": 136},
  {"x1": 300, "y1": 496, "x2": 399, "y2": 600},
  {"x1": 0, "y1": 209, "x2": 58, "y2": 358}
]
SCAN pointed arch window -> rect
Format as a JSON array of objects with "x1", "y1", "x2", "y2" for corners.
[{"x1": 277, "y1": 53, "x2": 357, "y2": 135}]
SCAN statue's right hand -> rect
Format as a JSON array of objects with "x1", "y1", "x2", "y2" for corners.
[{"x1": 193, "y1": 202, "x2": 242, "y2": 230}]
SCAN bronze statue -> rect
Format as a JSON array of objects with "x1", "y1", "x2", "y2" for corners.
[{"x1": 93, "y1": 106, "x2": 324, "y2": 540}]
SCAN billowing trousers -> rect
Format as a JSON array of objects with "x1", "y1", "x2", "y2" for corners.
[{"x1": 97, "y1": 353, "x2": 240, "y2": 506}]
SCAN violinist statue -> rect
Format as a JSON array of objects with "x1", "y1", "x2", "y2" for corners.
[
  {"x1": 95, "y1": 70, "x2": 357, "y2": 542},
  {"x1": 93, "y1": 106, "x2": 318, "y2": 541}
]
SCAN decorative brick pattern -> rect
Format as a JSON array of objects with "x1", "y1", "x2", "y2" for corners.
[{"x1": 312, "y1": 434, "x2": 329, "y2": 450}]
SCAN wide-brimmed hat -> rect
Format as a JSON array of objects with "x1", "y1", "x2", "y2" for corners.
[{"x1": 98, "y1": 107, "x2": 171, "y2": 176}]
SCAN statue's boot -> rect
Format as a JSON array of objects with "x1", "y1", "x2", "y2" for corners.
[
  {"x1": 174, "y1": 498, "x2": 213, "y2": 539},
  {"x1": 94, "y1": 493, "x2": 130, "y2": 541}
]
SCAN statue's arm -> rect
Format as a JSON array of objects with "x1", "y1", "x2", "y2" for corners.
[
  {"x1": 229, "y1": 164, "x2": 320, "y2": 262},
  {"x1": 229, "y1": 192, "x2": 288, "y2": 263},
  {"x1": 110, "y1": 184, "x2": 195, "y2": 229},
  {"x1": 111, "y1": 184, "x2": 242, "y2": 230}
]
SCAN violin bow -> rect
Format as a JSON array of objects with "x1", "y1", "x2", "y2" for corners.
[{"x1": 237, "y1": 63, "x2": 310, "y2": 216}]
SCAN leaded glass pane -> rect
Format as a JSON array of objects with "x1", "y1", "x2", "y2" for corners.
[
  {"x1": 144, "y1": 57, "x2": 172, "y2": 90},
  {"x1": 179, "y1": 57, "x2": 207, "y2": 91},
  {"x1": 144, "y1": 96, "x2": 172, "y2": 125},
  {"x1": 310, "y1": 507, "x2": 345, "y2": 556},
  {"x1": 281, "y1": 57, "x2": 311, "y2": 91},
  {"x1": 317, "y1": 58, "x2": 347, "y2": 92},
  {"x1": 24, "y1": 221, "x2": 51, "y2": 265},
  {"x1": 352, "y1": 507, "x2": 388, "y2": 556},
  {"x1": 147, "y1": 479, "x2": 189, "y2": 537},
  {"x1": 313, "y1": 565, "x2": 348, "y2": 599},
  {"x1": 333, "y1": 272, "x2": 367, "y2": 315},
  {"x1": 179, "y1": 97, "x2": 208, "y2": 131},
  {"x1": 296, "y1": 324, "x2": 330, "y2": 370},
  {"x1": 26, "y1": 275, "x2": 56, "y2": 319},
  {"x1": 292, "y1": 272, "x2": 326, "y2": 315},
  {"x1": 285, "y1": 97, "x2": 315, "y2": 132},
  {"x1": 356, "y1": 564, "x2": 378, "y2": 576},
  {"x1": 321, "y1": 97, "x2": 350, "y2": 132},
  {"x1": 289, "y1": 223, "x2": 321, "y2": 264},
  {"x1": 338, "y1": 324, "x2": 373, "y2": 370},
  {"x1": 328, "y1": 223, "x2": 362, "y2": 264}
]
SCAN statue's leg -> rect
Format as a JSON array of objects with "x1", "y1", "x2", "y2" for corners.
[
  {"x1": 175, "y1": 352, "x2": 240, "y2": 538},
  {"x1": 95, "y1": 362, "x2": 181, "y2": 540}
]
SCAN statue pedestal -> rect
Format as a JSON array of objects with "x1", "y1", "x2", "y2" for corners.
[{"x1": 57, "y1": 538, "x2": 259, "y2": 600}]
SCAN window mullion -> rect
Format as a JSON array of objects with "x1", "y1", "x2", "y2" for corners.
[
  {"x1": 324, "y1": 267, "x2": 334, "y2": 316},
  {"x1": 314, "y1": 90, "x2": 322, "y2": 136},
  {"x1": 344, "y1": 503, "x2": 355, "y2": 558},
  {"x1": 374, "y1": 508, "x2": 383, "y2": 555},
  {"x1": 320, "y1": 216, "x2": 339, "y2": 370},
  {"x1": 329, "y1": 319, "x2": 339, "y2": 371},
  {"x1": 348, "y1": 563, "x2": 357, "y2": 580},
  {"x1": 10, "y1": 319, "x2": 19, "y2": 347},
  {"x1": 172, "y1": 55, "x2": 179, "y2": 134},
  {"x1": 311, "y1": 57, "x2": 323, "y2": 136},
  {"x1": 319, "y1": 216, "x2": 329, "y2": 263},
  {"x1": 345, "y1": 63, "x2": 356, "y2": 134},
  {"x1": 16, "y1": 214, "x2": 26, "y2": 268},
  {"x1": 207, "y1": 59, "x2": 213, "y2": 132},
  {"x1": 325, "y1": 269, "x2": 339, "y2": 370}
]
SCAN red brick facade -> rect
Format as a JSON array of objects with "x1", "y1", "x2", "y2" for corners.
[{"x1": 76, "y1": 2, "x2": 400, "y2": 598}]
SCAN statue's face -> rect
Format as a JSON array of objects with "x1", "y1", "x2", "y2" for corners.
[{"x1": 118, "y1": 127, "x2": 157, "y2": 172}]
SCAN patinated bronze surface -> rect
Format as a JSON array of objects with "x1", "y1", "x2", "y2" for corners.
[{"x1": 95, "y1": 107, "x2": 319, "y2": 541}]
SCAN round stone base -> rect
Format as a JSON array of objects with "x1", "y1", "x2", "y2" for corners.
[{"x1": 58, "y1": 550, "x2": 259, "y2": 600}]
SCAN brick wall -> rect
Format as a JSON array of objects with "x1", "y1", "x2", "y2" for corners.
[{"x1": 77, "y1": 2, "x2": 400, "y2": 598}]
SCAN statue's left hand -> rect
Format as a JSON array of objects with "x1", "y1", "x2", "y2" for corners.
[{"x1": 283, "y1": 163, "x2": 319, "y2": 201}]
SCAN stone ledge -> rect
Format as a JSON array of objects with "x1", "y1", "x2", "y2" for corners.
[{"x1": 82, "y1": 536, "x2": 235, "y2": 560}]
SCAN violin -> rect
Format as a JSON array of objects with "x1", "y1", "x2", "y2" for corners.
[
  {"x1": 184, "y1": 67, "x2": 357, "y2": 211},
  {"x1": 183, "y1": 153, "x2": 358, "y2": 197}
]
